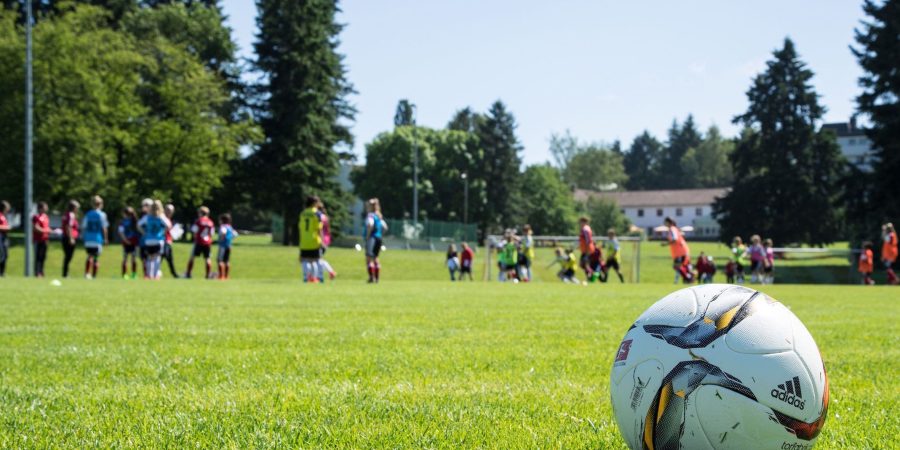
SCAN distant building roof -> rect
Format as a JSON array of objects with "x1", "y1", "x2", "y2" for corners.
[
  {"x1": 822, "y1": 117, "x2": 866, "y2": 138},
  {"x1": 575, "y1": 188, "x2": 729, "y2": 207}
]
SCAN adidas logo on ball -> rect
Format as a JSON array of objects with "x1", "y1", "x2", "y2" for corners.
[{"x1": 771, "y1": 376, "x2": 806, "y2": 410}]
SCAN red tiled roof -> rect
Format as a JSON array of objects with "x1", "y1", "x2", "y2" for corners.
[{"x1": 575, "y1": 188, "x2": 729, "y2": 207}]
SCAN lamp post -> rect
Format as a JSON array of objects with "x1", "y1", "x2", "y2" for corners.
[
  {"x1": 411, "y1": 105, "x2": 418, "y2": 229},
  {"x1": 24, "y1": 0, "x2": 34, "y2": 277},
  {"x1": 461, "y1": 172, "x2": 468, "y2": 225}
]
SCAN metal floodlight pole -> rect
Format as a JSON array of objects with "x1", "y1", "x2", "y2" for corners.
[
  {"x1": 24, "y1": 0, "x2": 34, "y2": 277},
  {"x1": 410, "y1": 104, "x2": 418, "y2": 229}
]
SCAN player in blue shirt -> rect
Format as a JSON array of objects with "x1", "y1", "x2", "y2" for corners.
[
  {"x1": 217, "y1": 213, "x2": 237, "y2": 280},
  {"x1": 137, "y1": 200, "x2": 171, "y2": 280},
  {"x1": 364, "y1": 198, "x2": 388, "y2": 283},
  {"x1": 81, "y1": 196, "x2": 109, "y2": 279}
]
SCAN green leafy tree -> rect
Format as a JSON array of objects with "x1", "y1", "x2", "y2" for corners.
[
  {"x1": 680, "y1": 125, "x2": 734, "y2": 188},
  {"x1": 476, "y1": 100, "x2": 523, "y2": 236},
  {"x1": 352, "y1": 127, "x2": 436, "y2": 220},
  {"x1": 548, "y1": 130, "x2": 580, "y2": 170},
  {"x1": 623, "y1": 131, "x2": 663, "y2": 190},
  {"x1": 512, "y1": 165, "x2": 577, "y2": 235},
  {"x1": 251, "y1": 0, "x2": 355, "y2": 244},
  {"x1": 713, "y1": 38, "x2": 845, "y2": 246},
  {"x1": 579, "y1": 197, "x2": 631, "y2": 236},
  {"x1": 563, "y1": 145, "x2": 628, "y2": 191},
  {"x1": 852, "y1": 0, "x2": 900, "y2": 238},
  {"x1": 0, "y1": 5, "x2": 254, "y2": 211}
]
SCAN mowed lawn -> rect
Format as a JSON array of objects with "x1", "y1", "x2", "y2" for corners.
[{"x1": 0, "y1": 273, "x2": 897, "y2": 447}]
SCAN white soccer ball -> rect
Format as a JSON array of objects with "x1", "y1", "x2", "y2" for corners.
[
  {"x1": 355, "y1": 244, "x2": 362, "y2": 251},
  {"x1": 610, "y1": 284, "x2": 828, "y2": 450}
]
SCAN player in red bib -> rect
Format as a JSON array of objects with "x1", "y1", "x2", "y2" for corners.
[
  {"x1": 32, "y1": 201, "x2": 51, "y2": 277},
  {"x1": 61, "y1": 199, "x2": 80, "y2": 278},
  {"x1": 0, "y1": 200, "x2": 10, "y2": 277},
  {"x1": 185, "y1": 206, "x2": 215, "y2": 279}
]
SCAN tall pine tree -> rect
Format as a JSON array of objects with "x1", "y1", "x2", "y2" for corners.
[
  {"x1": 624, "y1": 131, "x2": 663, "y2": 190},
  {"x1": 659, "y1": 115, "x2": 702, "y2": 189},
  {"x1": 714, "y1": 38, "x2": 845, "y2": 246},
  {"x1": 853, "y1": 0, "x2": 900, "y2": 232},
  {"x1": 251, "y1": 0, "x2": 355, "y2": 244},
  {"x1": 476, "y1": 100, "x2": 523, "y2": 237}
]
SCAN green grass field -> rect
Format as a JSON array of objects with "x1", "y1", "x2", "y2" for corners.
[{"x1": 1, "y1": 238, "x2": 897, "y2": 448}]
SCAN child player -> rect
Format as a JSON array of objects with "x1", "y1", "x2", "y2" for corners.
[
  {"x1": 364, "y1": 198, "x2": 387, "y2": 283},
  {"x1": 520, "y1": 224, "x2": 535, "y2": 282},
  {"x1": 882, "y1": 223, "x2": 898, "y2": 285},
  {"x1": 603, "y1": 228, "x2": 625, "y2": 283},
  {"x1": 500, "y1": 230, "x2": 519, "y2": 282},
  {"x1": 549, "y1": 247, "x2": 579, "y2": 284},
  {"x1": 61, "y1": 199, "x2": 80, "y2": 278},
  {"x1": 118, "y1": 207, "x2": 140, "y2": 279},
  {"x1": 217, "y1": 213, "x2": 237, "y2": 280},
  {"x1": 460, "y1": 242, "x2": 474, "y2": 281},
  {"x1": 0, "y1": 200, "x2": 10, "y2": 277},
  {"x1": 32, "y1": 201, "x2": 51, "y2": 277},
  {"x1": 163, "y1": 204, "x2": 179, "y2": 278},
  {"x1": 763, "y1": 238, "x2": 775, "y2": 285},
  {"x1": 81, "y1": 196, "x2": 109, "y2": 279},
  {"x1": 138, "y1": 198, "x2": 152, "y2": 277},
  {"x1": 578, "y1": 217, "x2": 596, "y2": 281},
  {"x1": 859, "y1": 241, "x2": 875, "y2": 285},
  {"x1": 587, "y1": 243, "x2": 603, "y2": 283},
  {"x1": 317, "y1": 201, "x2": 337, "y2": 280},
  {"x1": 138, "y1": 200, "x2": 171, "y2": 280},
  {"x1": 663, "y1": 217, "x2": 693, "y2": 283},
  {"x1": 299, "y1": 195, "x2": 323, "y2": 283},
  {"x1": 446, "y1": 244, "x2": 460, "y2": 281},
  {"x1": 185, "y1": 206, "x2": 215, "y2": 279}
]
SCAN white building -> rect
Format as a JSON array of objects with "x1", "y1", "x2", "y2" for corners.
[
  {"x1": 822, "y1": 117, "x2": 876, "y2": 171},
  {"x1": 575, "y1": 188, "x2": 729, "y2": 239}
]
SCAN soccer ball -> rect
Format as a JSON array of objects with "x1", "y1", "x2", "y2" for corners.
[
  {"x1": 355, "y1": 244, "x2": 362, "y2": 252},
  {"x1": 610, "y1": 284, "x2": 828, "y2": 449}
]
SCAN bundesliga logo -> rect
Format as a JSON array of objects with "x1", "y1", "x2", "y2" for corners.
[{"x1": 771, "y1": 376, "x2": 806, "y2": 410}]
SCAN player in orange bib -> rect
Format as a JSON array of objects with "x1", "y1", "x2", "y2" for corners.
[
  {"x1": 578, "y1": 217, "x2": 597, "y2": 279},
  {"x1": 664, "y1": 217, "x2": 693, "y2": 283},
  {"x1": 859, "y1": 241, "x2": 875, "y2": 285},
  {"x1": 881, "y1": 223, "x2": 898, "y2": 285}
]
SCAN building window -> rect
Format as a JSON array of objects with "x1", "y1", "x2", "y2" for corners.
[
  {"x1": 695, "y1": 207, "x2": 703, "y2": 216},
  {"x1": 637, "y1": 209, "x2": 644, "y2": 217},
  {"x1": 676, "y1": 208, "x2": 683, "y2": 217}
]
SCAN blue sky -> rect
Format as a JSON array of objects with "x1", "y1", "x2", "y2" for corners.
[{"x1": 222, "y1": 1, "x2": 867, "y2": 164}]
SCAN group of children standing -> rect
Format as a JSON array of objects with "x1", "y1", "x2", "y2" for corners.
[
  {"x1": 858, "y1": 222, "x2": 898, "y2": 285},
  {"x1": 724, "y1": 234, "x2": 776, "y2": 285},
  {"x1": 0, "y1": 196, "x2": 236, "y2": 280}
]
